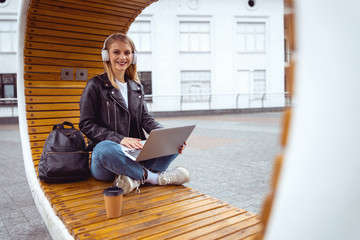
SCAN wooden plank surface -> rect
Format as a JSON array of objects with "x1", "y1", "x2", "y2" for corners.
[{"x1": 38, "y1": 179, "x2": 262, "y2": 240}]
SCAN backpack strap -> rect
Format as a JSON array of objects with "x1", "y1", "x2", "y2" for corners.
[{"x1": 52, "y1": 121, "x2": 75, "y2": 130}]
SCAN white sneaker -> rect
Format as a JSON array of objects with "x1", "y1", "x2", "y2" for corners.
[
  {"x1": 113, "y1": 175, "x2": 141, "y2": 194},
  {"x1": 158, "y1": 167, "x2": 190, "y2": 186}
]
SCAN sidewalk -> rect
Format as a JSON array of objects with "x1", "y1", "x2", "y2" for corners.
[{"x1": 0, "y1": 111, "x2": 282, "y2": 239}]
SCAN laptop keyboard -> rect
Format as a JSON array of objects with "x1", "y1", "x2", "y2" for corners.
[{"x1": 125, "y1": 148, "x2": 141, "y2": 158}]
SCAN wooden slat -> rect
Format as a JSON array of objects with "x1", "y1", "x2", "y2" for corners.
[
  {"x1": 26, "y1": 96, "x2": 81, "y2": 104},
  {"x1": 25, "y1": 57, "x2": 102, "y2": 69},
  {"x1": 25, "y1": 49, "x2": 101, "y2": 61},
  {"x1": 26, "y1": 103, "x2": 79, "y2": 111},
  {"x1": 28, "y1": 124, "x2": 79, "y2": 135},
  {"x1": 25, "y1": 81, "x2": 86, "y2": 89},
  {"x1": 31, "y1": 147, "x2": 43, "y2": 155},
  {"x1": 29, "y1": 132, "x2": 49, "y2": 141},
  {"x1": 27, "y1": 110, "x2": 80, "y2": 119},
  {"x1": 27, "y1": 20, "x2": 113, "y2": 38},
  {"x1": 25, "y1": 81, "x2": 87, "y2": 88},
  {"x1": 25, "y1": 88, "x2": 84, "y2": 96},
  {"x1": 27, "y1": 117, "x2": 79, "y2": 126},
  {"x1": 25, "y1": 64, "x2": 103, "y2": 74},
  {"x1": 25, "y1": 73, "x2": 66, "y2": 81},
  {"x1": 25, "y1": 41, "x2": 99, "y2": 54},
  {"x1": 26, "y1": 27, "x2": 111, "y2": 43},
  {"x1": 30, "y1": 140, "x2": 45, "y2": 148},
  {"x1": 26, "y1": 34, "x2": 102, "y2": 48}
]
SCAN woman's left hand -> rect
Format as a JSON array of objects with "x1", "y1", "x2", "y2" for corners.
[{"x1": 179, "y1": 142, "x2": 187, "y2": 154}]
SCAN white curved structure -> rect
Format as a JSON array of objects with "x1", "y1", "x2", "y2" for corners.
[{"x1": 266, "y1": 1, "x2": 360, "y2": 239}]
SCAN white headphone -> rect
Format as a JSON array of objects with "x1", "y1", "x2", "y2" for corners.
[{"x1": 101, "y1": 34, "x2": 137, "y2": 64}]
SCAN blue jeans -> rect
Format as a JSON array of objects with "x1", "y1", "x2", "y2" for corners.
[{"x1": 90, "y1": 140, "x2": 178, "y2": 181}]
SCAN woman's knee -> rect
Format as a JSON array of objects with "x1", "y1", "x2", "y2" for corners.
[
  {"x1": 92, "y1": 140, "x2": 130, "y2": 170},
  {"x1": 93, "y1": 140, "x2": 121, "y2": 159}
]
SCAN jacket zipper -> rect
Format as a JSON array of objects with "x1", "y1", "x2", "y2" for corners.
[
  {"x1": 114, "y1": 102, "x2": 117, "y2": 132},
  {"x1": 106, "y1": 101, "x2": 111, "y2": 124}
]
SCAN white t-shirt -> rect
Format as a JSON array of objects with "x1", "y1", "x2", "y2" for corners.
[{"x1": 116, "y1": 79, "x2": 128, "y2": 108}]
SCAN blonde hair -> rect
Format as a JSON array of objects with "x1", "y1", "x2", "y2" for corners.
[{"x1": 102, "y1": 33, "x2": 140, "y2": 89}]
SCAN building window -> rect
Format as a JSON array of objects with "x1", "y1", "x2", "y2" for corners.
[
  {"x1": 0, "y1": 74, "x2": 17, "y2": 98},
  {"x1": 237, "y1": 70, "x2": 266, "y2": 97},
  {"x1": 181, "y1": 71, "x2": 211, "y2": 102},
  {"x1": 0, "y1": 20, "x2": 17, "y2": 53},
  {"x1": 180, "y1": 21, "x2": 210, "y2": 52},
  {"x1": 139, "y1": 71, "x2": 152, "y2": 101},
  {"x1": 253, "y1": 70, "x2": 266, "y2": 99},
  {"x1": 236, "y1": 22, "x2": 265, "y2": 53},
  {"x1": 128, "y1": 21, "x2": 151, "y2": 52}
]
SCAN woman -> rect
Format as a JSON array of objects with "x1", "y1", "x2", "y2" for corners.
[{"x1": 79, "y1": 33, "x2": 189, "y2": 194}]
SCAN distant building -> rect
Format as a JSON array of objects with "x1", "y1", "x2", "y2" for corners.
[
  {"x1": 128, "y1": 0, "x2": 285, "y2": 111},
  {"x1": 0, "y1": 0, "x2": 18, "y2": 99},
  {"x1": 1, "y1": 0, "x2": 286, "y2": 112}
]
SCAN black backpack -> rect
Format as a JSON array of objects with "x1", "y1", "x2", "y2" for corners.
[{"x1": 38, "y1": 121, "x2": 91, "y2": 183}]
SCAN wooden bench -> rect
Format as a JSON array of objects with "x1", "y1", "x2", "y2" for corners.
[{"x1": 17, "y1": 0, "x2": 284, "y2": 239}]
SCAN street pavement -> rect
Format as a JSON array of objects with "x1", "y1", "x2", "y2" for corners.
[{"x1": 0, "y1": 111, "x2": 282, "y2": 239}]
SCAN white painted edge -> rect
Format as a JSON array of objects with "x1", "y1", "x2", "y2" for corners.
[{"x1": 17, "y1": 1, "x2": 74, "y2": 239}]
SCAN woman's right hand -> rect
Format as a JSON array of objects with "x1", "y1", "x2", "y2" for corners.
[{"x1": 120, "y1": 137, "x2": 143, "y2": 149}]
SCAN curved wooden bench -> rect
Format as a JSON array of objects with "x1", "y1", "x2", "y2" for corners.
[{"x1": 17, "y1": 0, "x2": 264, "y2": 239}]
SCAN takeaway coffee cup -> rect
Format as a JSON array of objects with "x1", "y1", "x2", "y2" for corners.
[{"x1": 103, "y1": 186, "x2": 124, "y2": 218}]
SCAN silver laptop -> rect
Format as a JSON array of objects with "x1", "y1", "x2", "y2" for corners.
[{"x1": 121, "y1": 125, "x2": 196, "y2": 161}]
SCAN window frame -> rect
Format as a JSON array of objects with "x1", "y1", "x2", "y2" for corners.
[
  {"x1": 179, "y1": 20, "x2": 211, "y2": 53},
  {"x1": 0, "y1": 19, "x2": 17, "y2": 53},
  {"x1": 235, "y1": 21, "x2": 266, "y2": 54}
]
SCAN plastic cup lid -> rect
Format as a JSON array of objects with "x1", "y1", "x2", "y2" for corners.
[{"x1": 103, "y1": 186, "x2": 124, "y2": 196}]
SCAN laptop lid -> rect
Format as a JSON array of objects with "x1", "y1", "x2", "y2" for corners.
[{"x1": 122, "y1": 125, "x2": 196, "y2": 161}]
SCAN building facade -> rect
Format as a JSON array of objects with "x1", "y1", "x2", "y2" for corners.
[
  {"x1": 0, "y1": 0, "x2": 285, "y2": 113},
  {"x1": 128, "y1": 0, "x2": 285, "y2": 111}
]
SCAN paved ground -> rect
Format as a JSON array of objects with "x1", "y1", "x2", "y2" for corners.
[{"x1": 0, "y1": 111, "x2": 282, "y2": 239}]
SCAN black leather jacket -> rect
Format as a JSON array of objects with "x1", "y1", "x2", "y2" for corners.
[{"x1": 79, "y1": 73, "x2": 162, "y2": 150}]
